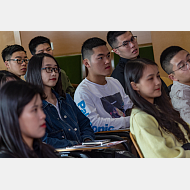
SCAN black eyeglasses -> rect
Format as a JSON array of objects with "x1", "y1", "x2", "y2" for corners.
[
  {"x1": 7, "y1": 58, "x2": 29, "y2": 64},
  {"x1": 115, "y1": 36, "x2": 137, "y2": 49},
  {"x1": 169, "y1": 61, "x2": 190, "y2": 74},
  {"x1": 41, "y1": 67, "x2": 60, "y2": 73}
]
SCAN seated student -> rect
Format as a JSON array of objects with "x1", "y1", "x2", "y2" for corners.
[
  {"x1": 1, "y1": 45, "x2": 28, "y2": 78},
  {"x1": 74, "y1": 37, "x2": 133, "y2": 133},
  {"x1": 26, "y1": 53, "x2": 95, "y2": 149},
  {"x1": 0, "y1": 80, "x2": 58, "y2": 158},
  {"x1": 106, "y1": 31, "x2": 169, "y2": 96},
  {"x1": 124, "y1": 58, "x2": 190, "y2": 158},
  {"x1": 0, "y1": 70, "x2": 21, "y2": 87},
  {"x1": 160, "y1": 46, "x2": 190, "y2": 125},
  {"x1": 28, "y1": 36, "x2": 75, "y2": 99}
]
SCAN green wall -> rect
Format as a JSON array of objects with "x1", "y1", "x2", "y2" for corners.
[{"x1": 55, "y1": 54, "x2": 82, "y2": 84}]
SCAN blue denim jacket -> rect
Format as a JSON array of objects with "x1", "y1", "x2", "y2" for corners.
[{"x1": 42, "y1": 90, "x2": 95, "y2": 149}]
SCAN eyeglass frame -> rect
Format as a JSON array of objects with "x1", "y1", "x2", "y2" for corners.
[
  {"x1": 114, "y1": 36, "x2": 137, "y2": 49},
  {"x1": 7, "y1": 58, "x2": 29, "y2": 64},
  {"x1": 169, "y1": 61, "x2": 190, "y2": 74},
  {"x1": 41, "y1": 67, "x2": 61, "y2": 73}
]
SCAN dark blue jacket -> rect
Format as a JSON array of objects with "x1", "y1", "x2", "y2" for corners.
[{"x1": 42, "y1": 90, "x2": 95, "y2": 148}]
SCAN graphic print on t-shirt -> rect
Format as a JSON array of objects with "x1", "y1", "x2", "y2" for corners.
[{"x1": 100, "y1": 92, "x2": 125, "y2": 118}]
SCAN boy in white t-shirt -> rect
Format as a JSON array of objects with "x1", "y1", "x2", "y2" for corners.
[{"x1": 74, "y1": 37, "x2": 133, "y2": 132}]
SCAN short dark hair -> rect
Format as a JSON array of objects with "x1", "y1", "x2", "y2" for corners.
[
  {"x1": 81, "y1": 37, "x2": 107, "y2": 60},
  {"x1": 29, "y1": 36, "x2": 51, "y2": 55},
  {"x1": 107, "y1": 31, "x2": 128, "y2": 48},
  {"x1": 26, "y1": 53, "x2": 66, "y2": 99},
  {"x1": 1, "y1": 44, "x2": 26, "y2": 62},
  {"x1": 0, "y1": 70, "x2": 21, "y2": 88},
  {"x1": 160, "y1": 46, "x2": 184, "y2": 74}
]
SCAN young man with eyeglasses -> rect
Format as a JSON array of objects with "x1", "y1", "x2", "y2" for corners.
[
  {"x1": 160, "y1": 46, "x2": 190, "y2": 124},
  {"x1": 74, "y1": 37, "x2": 133, "y2": 132},
  {"x1": 107, "y1": 31, "x2": 169, "y2": 96},
  {"x1": 28, "y1": 36, "x2": 75, "y2": 99},
  {"x1": 1, "y1": 45, "x2": 28, "y2": 78}
]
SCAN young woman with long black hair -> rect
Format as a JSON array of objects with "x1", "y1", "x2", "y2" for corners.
[
  {"x1": 0, "y1": 80, "x2": 58, "y2": 157},
  {"x1": 124, "y1": 58, "x2": 190, "y2": 158},
  {"x1": 26, "y1": 53, "x2": 95, "y2": 149}
]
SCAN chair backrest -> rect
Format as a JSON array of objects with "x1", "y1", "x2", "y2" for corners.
[{"x1": 129, "y1": 132, "x2": 144, "y2": 158}]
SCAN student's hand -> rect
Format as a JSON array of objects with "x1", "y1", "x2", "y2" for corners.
[
  {"x1": 125, "y1": 108, "x2": 132, "y2": 116},
  {"x1": 84, "y1": 138, "x2": 92, "y2": 142},
  {"x1": 82, "y1": 139, "x2": 93, "y2": 152}
]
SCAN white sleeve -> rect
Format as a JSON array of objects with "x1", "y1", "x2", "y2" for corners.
[
  {"x1": 74, "y1": 88, "x2": 130, "y2": 132},
  {"x1": 171, "y1": 87, "x2": 190, "y2": 125},
  {"x1": 178, "y1": 89, "x2": 190, "y2": 125}
]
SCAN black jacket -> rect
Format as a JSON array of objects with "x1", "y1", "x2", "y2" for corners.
[{"x1": 111, "y1": 57, "x2": 169, "y2": 96}]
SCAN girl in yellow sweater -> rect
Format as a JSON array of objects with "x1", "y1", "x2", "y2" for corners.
[{"x1": 124, "y1": 58, "x2": 190, "y2": 158}]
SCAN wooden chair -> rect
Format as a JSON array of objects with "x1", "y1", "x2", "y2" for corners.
[{"x1": 129, "y1": 132, "x2": 144, "y2": 158}]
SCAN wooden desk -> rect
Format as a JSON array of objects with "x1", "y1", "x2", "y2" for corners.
[
  {"x1": 56, "y1": 140, "x2": 127, "y2": 152},
  {"x1": 95, "y1": 129, "x2": 130, "y2": 134}
]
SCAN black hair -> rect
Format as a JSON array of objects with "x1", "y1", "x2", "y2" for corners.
[
  {"x1": 160, "y1": 46, "x2": 184, "y2": 74},
  {"x1": 1, "y1": 44, "x2": 26, "y2": 62},
  {"x1": 81, "y1": 37, "x2": 107, "y2": 76},
  {"x1": 26, "y1": 53, "x2": 66, "y2": 99},
  {"x1": 29, "y1": 36, "x2": 51, "y2": 55},
  {"x1": 107, "y1": 31, "x2": 129, "y2": 48},
  {"x1": 0, "y1": 70, "x2": 21, "y2": 88},
  {"x1": 124, "y1": 58, "x2": 190, "y2": 144},
  {"x1": 0, "y1": 80, "x2": 57, "y2": 157},
  {"x1": 81, "y1": 37, "x2": 107, "y2": 60}
]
